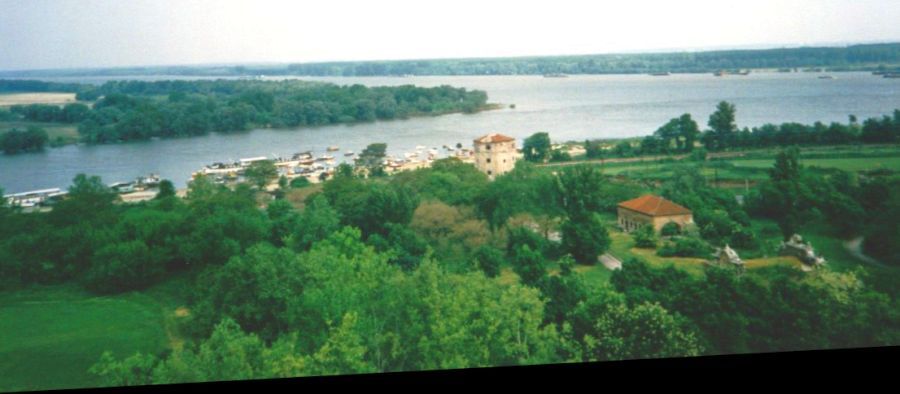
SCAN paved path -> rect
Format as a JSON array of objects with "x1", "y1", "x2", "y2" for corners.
[
  {"x1": 599, "y1": 253, "x2": 623, "y2": 271},
  {"x1": 843, "y1": 236, "x2": 890, "y2": 270}
]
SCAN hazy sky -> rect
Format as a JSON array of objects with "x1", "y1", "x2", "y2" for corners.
[{"x1": 2, "y1": 0, "x2": 899, "y2": 71}]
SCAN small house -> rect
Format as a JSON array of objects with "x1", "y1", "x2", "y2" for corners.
[{"x1": 617, "y1": 195, "x2": 693, "y2": 233}]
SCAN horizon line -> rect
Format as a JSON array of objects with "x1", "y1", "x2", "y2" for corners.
[{"x1": 2, "y1": 39, "x2": 900, "y2": 74}]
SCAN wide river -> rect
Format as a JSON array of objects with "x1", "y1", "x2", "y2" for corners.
[{"x1": 1, "y1": 72, "x2": 898, "y2": 193}]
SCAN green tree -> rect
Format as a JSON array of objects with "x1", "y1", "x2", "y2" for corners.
[
  {"x1": 474, "y1": 245, "x2": 505, "y2": 278},
  {"x1": 561, "y1": 213, "x2": 611, "y2": 264},
  {"x1": 155, "y1": 179, "x2": 176, "y2": 200},
  {"x1": 707, "y1": 101, "x2": 737, "y2": 150},
  {"x1": 511, "y1": 244, "x2": 547, "y2": 287},
  {"x1": 523, "y1": 132, "x2": 551, "y2": 163},
  {"x1": 357, "y1": 143, "x2": 387, "y2": 177},
  {"x1": 192, "y1": 244, "x2": 306, "y2": 341},
  {"x1": 290, "y1": 194, "x2": 342, "y2": 251},
  {"x1": 244, "y1": 160, "x2": 278, "y2": 189},
  {"x1": 554, "y1": 164, "x2": 605, "y2": 220}
]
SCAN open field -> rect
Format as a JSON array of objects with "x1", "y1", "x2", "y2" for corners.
[
  {"x1": 0, "y1": 282, "x2": 186, "y2": 392},
  {"x1": 0, "y1": 93, "x2": 77, "y2": 107}
]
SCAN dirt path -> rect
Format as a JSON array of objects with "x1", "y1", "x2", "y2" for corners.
[{"x1": 843, "y1": 237, "x2": 890, "y2": 269}]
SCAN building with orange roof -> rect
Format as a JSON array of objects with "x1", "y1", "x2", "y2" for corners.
[
  {"x1": 617, "y1": 194, "x2": 694, "y2": 233},
  {"x1": 473, "y1": 133, "x2": 518, "y2": 180}
]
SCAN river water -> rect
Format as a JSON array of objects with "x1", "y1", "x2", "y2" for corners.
[{"x1": 1, "y1": 72, "x2": 897, "y2": 193}]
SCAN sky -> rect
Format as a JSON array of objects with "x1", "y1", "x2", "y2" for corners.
[{"x1": 1, "y1": 0, "x2": 899, "y2": 71}]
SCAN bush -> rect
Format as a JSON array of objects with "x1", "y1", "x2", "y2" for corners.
[
  {"x1": 657, "y1": 236, "x2": 712, "y2": 258},
  {"x1": 289, "y1": 176, "x2": 310, "y2": 188},
  {"x1": 85, "y1": 241, "x2": 165, "y2": 293},
  {"x1": 633, "y1": 224, "x2": 658, "y2": 248},
  {"x1": 660, "y1": 222, "x2": 681, "y2": 237}
]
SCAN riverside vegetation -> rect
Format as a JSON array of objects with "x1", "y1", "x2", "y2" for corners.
[{"x1": 0, "y1": 78, "x2": 492, "y2": 151}]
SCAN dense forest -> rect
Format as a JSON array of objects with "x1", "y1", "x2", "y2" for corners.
[
  {"x1": 0, "y1": 79, "x2": 491, "y2": 147},
  {"x1": 1, "y1": 145, "x2": 897, "y2": 384},
  {"x1": 3, "y1": 43, "x2": 900, "y2": 79}
]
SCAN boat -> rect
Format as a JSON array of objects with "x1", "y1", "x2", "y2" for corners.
[
  {"x1": 326, "y1": 146, "x2": 340, "y2": 152},
  {"x1": 650, "y1": 72, "x2": 670, "y2": 76},
  {"x1": 818, "y1": 75, "x2": 835, "y2": 79},
  {"x1": 344, "y1": 151, "x2": 355, "y2": 157},
  {"x1": 543, "y1": 73, "x2": 568, "y2": 78},
  {"x1": 884, "y1": 73, "x2": 900, "y2": 79},
  {"x1": 316, "y1": 154, "x2": 335, "y2": 161}
]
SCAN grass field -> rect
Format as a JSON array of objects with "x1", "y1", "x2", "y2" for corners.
[
  {"x1": 0, "y1": 93, "x2": 77, "y2": 107},
  {"x1": 0, "y1": 282, "x2": 187, "y2": 392},
  {"x1": 729, "y1": 157, "x2": 900, "y2": 172}
]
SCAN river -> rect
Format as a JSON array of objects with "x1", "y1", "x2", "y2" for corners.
[{"x1": 1, "y1": 72, "x2": 897, "y2": 193}]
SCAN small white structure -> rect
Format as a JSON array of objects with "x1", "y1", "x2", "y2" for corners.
[
  {"x1": 779, "y1": 234, "x2": 826, "y2": 268},
  {"x1": 712, "y1": 244, "x2": 745, "y2": 273}
]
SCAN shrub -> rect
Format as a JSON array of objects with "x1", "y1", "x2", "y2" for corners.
[
  {"x1": 633, "y1": 224, "x2": 658, "y2": 248},
  {"x1": 657, "y1": 236, "x2": 712, "y2": 258},
  {"x1": 660, "y1": 222, "x2": 681, "y2": 237}
]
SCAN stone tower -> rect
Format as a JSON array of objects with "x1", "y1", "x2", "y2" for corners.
[{"x1": 473, "y1": 133, "x2": 518, "y2": 180}]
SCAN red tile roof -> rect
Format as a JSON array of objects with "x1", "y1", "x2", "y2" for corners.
[
  {"x1": 474, "y1": 133, "x2": 516, "y2": 144},
  {"x1": 618, "y1": 195, "x2": 692, "y2": 216}
]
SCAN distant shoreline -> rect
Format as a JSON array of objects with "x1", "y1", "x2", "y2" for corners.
[{"x1": 3, "y1": 42, "x2": 900, "y2": 79}]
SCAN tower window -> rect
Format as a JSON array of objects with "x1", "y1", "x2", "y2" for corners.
[
  {"x1": 487, "y1": 158, "x2": 491, "y2": 163},
  {"x1": 486, "y1": 144, "x2": 492, "y2": 150}
]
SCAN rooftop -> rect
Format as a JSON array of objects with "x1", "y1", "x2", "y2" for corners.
[
  {"x1": 618, "y1": 194, "x2": 692, "y2": 216},
  {"x1": 474, "y1": 133, "x2": 516, "y2": 144}
]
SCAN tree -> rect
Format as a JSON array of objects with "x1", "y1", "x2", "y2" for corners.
[
  {"x1": 244, "y1": 160, "x2": 278, "y2": 190},
  {"x1": 554, "y1": 164, "x2": 605, "y2": 220},
  {"x1": 523, "y1": 132, "x2": 551, "y2": 163},
  {"x1": 155, "y1": 179, "x2": 176, "y2": 200},
  {"x1": 51, "y1": 174, "x2": 119, "y2": 226},
  {"x1": 192, "y1": 244, "x2": 306, "y2": 341},
  {"x1": 707, "y1": 101, "x2": 737, "y2": 150},
  {"x1": 357, "y1": 143, "x2": 387, "y2": 177},
  {"x1": 290, "y1": 194, "x2": 342, "y2": 251},
  {"x1": 511, "y1": 244, "x2": 547, "y2": 287},
  {"x1": 474, "y1": 245, "x2": 504, "y2": 278},
  {"x1": 583, "y1": 301, "x2": 703, "y2": 360},
  {"x1": 561, "y1": 213, "x2": 611, "y2": 264},
  {"x1": 1, "y1": 126, "x2": 48, "y2": 154},
  {"x1": 584, "y1": 140, "x2": 604, "y2": 159}
]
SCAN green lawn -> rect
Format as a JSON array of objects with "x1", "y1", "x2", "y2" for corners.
[
  {"x1": 0, "y1": 283, "x2": 184, "y2": 392},
  {"x1": 729, "y1": 157, "x2": 900, "y2": 172}
]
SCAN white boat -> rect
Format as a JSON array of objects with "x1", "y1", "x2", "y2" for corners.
[
  {"x1": 327, "y1": 146, "x2": 340, "y2": 152},
  {"x1": 344, "y1": 151, "x2": 355, "y2": 156}
]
